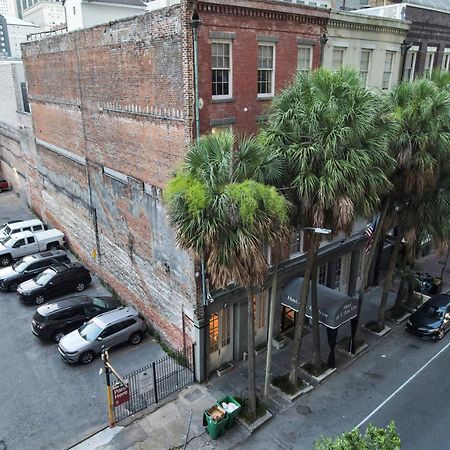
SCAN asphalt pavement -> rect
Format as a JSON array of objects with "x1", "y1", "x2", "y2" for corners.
[{"x1": 0, "y1": 192, "x2": 167, "y2": 450}]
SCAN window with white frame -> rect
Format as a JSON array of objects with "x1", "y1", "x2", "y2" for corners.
[
  {"x1": 382, "y1": 51, "x2": 395, "y2": 91},
  {"x1": 258, "y1": 44, "x2": 275, "y2": 97},
  {"x1": 212, "y1": 41, "x2": 232, "y2": 99},
  {"x1": 290, "y1": 229, "x2": 304, "y2": 256},
  {"x1": 403, "y1": 49, "x2": 417, "y2": 81},
  {"x1": 297, "y1": 45, "x2": 312, "y2": 74},
  {"x1": 334, "y1": 257, "x2": 342, "y2": 289},
  {"x1": 442, "y1": 49, "x2": 450, "y2": 71},
  {"x1": 332, "y1": 47, "x2": 345, "y2": 71},
  {"x1": 318, "y1": 264, "x2": 327, "y2": 286},
  {"x1": 424, "y1": 47, "x2": 436, "y2": 78},
  {"x1": 359, "y1": 50, "x2": 371, "y2": 87}
]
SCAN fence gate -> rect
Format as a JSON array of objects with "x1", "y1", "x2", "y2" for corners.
[{"x1": 113, "y1": 344, "x2": 195, "y2": 422}]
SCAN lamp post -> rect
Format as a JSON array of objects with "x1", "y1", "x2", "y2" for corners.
[
  {"x1": 400, "y1": 39, "x2": 413, "y2": 82},
  {"x1": 319, "y1": 33, "x2": 328, "y2": 67}
]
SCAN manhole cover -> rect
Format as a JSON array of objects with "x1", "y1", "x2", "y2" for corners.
[{"x1": 297, "y1": 405, "x2": 311, "y2": 415}]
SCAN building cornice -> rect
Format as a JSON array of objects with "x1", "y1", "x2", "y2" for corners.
[
  {"x1": 196, "y1": 0, "x2": 329, "y2": 27},
  {"x1": 328, "y1": 18, "x2": 408, "y2": 35}
]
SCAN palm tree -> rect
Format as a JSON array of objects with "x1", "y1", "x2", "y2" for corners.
[
  {"x1": 375, "y1": 79, "x2": 450, "y2": 328},
  {"x1": 265, "y1": 68, "x2": 395, "y2": 385},
  {"x1": 165, "y1": 130, "x2": 290, "y2": 421}
]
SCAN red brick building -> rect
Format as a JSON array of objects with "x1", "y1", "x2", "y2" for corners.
[{"x1": 19, "y1": 0, "x2": 329, "y2": 379}]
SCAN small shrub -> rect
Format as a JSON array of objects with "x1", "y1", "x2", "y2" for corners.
[
  {"x1": 272, "y1": 373, "x2": 305, "y2": 395},
  {"x1": 366, "y1": 321, "x2": 384, "y2": 333}
]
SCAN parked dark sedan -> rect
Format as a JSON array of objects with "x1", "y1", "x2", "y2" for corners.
[
  {"x1": 32, "y1": 295, "x2": 122, "y2": 343},
  {"x1": 17, "y1": 262, "x2": 91, "y2": 305},
  {"x1": 406, "y1": 294, "x2": 450, "y2": 341},
  {"x1": 0, "y1": 250, "x2": 69, "y2": 291}
]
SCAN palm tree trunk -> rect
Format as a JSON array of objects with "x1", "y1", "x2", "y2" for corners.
[
  {"x1": 377, "y1": 231, "x2": 404, "y2": 329},
  {"x1": 246, "y1": 287, "x2": 257, "y2": 423},
  {"x1": 354, "y1": 199, "x2": 390, "y2": 339},
  {"x1": 289, "y1": 234, "x2": 318, "y2": 387},
  {"x1": 264, "y1": 263, "x2": 278, "y2": 402},
  {"x1": 310, "y1": 252, "x2": 321, "y2": 371},
  {"x1": 440, "y1": 248, "x2": 450, "y2": 283}
]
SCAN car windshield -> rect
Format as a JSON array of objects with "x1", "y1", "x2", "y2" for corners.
[
  {"x1": 92, "y1": 297, "x2": 109, "y2": 309},
  {"x1": 420, "y1": 304, "x2": 443, "y2": 319},
  {"x1": 79, "y1": 321, "x2": 102, "y2": 341},
  {"x1": 1, "y1": 235, "x2": 14, "y2": 247},
  {"x1": 12, "y1": 260, "x2": 29, "y2": 273},
  {"x1": 35, "y1": 269, "x2": 56, "y2": 286}
]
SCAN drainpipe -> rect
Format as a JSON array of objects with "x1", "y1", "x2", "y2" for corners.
[
  {"x1": 319, "y1": 32, "x2": 328, "y2": 67},
  {"x1": 190, "y1": 10, "x2": 207, "y2": 381}
]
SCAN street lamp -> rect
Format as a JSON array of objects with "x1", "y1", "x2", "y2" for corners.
[
  {"x1": 400, "y1": 39, "x2": 413, "y2": 82},
  {"x1": 319, "y1": 33, "x2": 328, "y2": 67}
]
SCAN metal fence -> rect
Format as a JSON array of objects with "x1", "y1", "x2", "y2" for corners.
[{"x1": 113, "y1": 344, "x2": 195, "y2": 422}]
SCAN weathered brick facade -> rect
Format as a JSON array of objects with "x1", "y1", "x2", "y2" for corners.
[{"x1": 22, "y1": 6, "x2": 198, "y2": 349}]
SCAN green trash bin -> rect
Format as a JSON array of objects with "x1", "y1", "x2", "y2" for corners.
[
  {"x1": 203, "y1": 406, "x2": 228, "y2": 439},
  {"x1": 216, "y1": 396, "x2": 241, "y2": 428}
]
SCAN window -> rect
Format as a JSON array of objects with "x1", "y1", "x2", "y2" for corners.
[
  {"x1": 290, "y1": 230, "x2": 304, "y2": 256},
  {"x1": 318, "y1": 264, "x2": 327, "y2": 286},
  {"x1": 334, "y1": 257, "x2": 342, "y2": 289},
  {"x1": 20, "y1": 82, "x2": 30, "y2": 113},
  {"x1": 22, "y1": 227, "x2": 31, "y2": 232},
  {"x1": 442, "y1": 49, "x2": 450, "y2": 71},
  {"x1": 211, "y1": 41, "x2": 232, "y2": 99},
  {"x1": 253, "y1": 292, "x2": 267, "y2": 329},
  {"x1": 32, "y1": 225, "x2": 43, "y2": 232},
  {"x1": 424, "y1": 48, "x2": 436, "y2": 78},
  {"x1": 382, "y1": 51, "x2": 395, "y2": 91},
  {"x1": 27, "y1": 237, "x2": 35, "y2": 244},
  {"x1": 332, "y1": 48, "x2": 345, "y2": 71},
  {"x1": 221, "y1": 308, "x2": 231, "y2": 348},
  {"x1": 73, "y1": 5, "x2": 75, "y2": 14},
  {"x1": 258, "y1": 44, "x2": 275, "y2": 97},
  {"x1": 297, "y1": 46, "x2": 312, "y2": 74},
  {"x1": 13, "y1": 239, "x2": 25, "y2": 248},
  {"x1": 403, "y1": 51, "x2": 417, "y2": 81},
  {"x1": 359, "y1": 50, "x2": 371, "y2": 87},
  {"x1": 209, "y1": 313, "x2": 219, "y2": 353}
]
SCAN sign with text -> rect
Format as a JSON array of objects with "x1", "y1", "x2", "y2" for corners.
[{"x1": 113, "y1": 383, "x2": 130, "y2": 407}]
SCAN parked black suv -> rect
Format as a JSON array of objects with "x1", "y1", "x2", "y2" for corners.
[
  {"x1": 17, "y1": 262, "x2": 92, "y2": 305},
  {"x1": 0, "y1": 250, "x2": 69, "y2": 291},
  {"x1": 32, "y1": 295, "x2": 122, "y2": 343}
]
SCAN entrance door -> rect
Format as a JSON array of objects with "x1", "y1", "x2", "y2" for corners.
[
  {"x1": 254, "y1": 291, "x2": 268, "y2": 346},
  {"x1": 208, "y1": 306, "x2": 233, "y2": 372}
]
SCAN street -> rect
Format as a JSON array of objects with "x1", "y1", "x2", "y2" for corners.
[
  {"x1": 243, "y1": 325, "x2": 450, "y2": 450},
  {"x1": 0, "y1": 192, "x2": 167, "y2": 450}
]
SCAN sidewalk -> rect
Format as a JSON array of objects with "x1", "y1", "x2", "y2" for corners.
[{"x1": 71, "y1": 252, "x2": 449, "y2": 450}]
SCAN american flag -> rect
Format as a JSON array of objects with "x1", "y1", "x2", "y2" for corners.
[{"x1": 364, "y1": 219, "x2": 377, "y2": 254}]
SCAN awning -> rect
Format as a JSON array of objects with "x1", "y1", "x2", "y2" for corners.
[{"x1": 280, "y1": 277, "x2": 358, "y2": 329}]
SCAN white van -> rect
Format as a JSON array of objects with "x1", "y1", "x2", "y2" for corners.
[{"x1": 0, "y1": 219, "x2": 45, "y2": 241}]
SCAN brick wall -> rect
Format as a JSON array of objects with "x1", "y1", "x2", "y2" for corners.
[
  {"x1": 196, "y1": 0, "x2": 329, "y2": 135},
  {"x1": 22, "y1": 6, "x2": 198, "y2": 348}
]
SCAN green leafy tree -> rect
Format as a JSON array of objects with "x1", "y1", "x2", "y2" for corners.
[
  {"x1": 265, "y1": 68, "x2": 395, "y2": 383},
  {"x1": 165, "y1": 131, "x2": 290, "y2": 421},
  {"x1": 314, "y1": 422, "x2": 401, "y2": 450}
]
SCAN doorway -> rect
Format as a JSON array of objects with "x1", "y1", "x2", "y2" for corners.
[{"x1": 208, "y1": 306, "x2": 233, "y2": 372}]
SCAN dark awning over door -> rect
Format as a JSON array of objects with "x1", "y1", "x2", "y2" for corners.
[{"x1": 280, "y1": 277, "x2": 358, "y2": 329}]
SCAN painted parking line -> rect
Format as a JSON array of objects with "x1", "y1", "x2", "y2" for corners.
[{"x1": 355, "y1": 339, "x2": 450, "y2": 430}]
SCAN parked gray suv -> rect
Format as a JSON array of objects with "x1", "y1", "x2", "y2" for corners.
[{"x1": 58, "y1": 306, "x2": 147, "y2": 364}]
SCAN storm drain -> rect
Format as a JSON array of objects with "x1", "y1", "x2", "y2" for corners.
[{"x1": 296, "y1": 405, "x2": 311, "y2": 415}]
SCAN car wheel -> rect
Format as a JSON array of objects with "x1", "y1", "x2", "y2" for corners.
[
  {"x1": 52, "y1": 330, "x2": 65, "y2": 343},
  {"x1": 79, "y1": 351, "x2": 94, "y2": 365},
  {"x1": 75, "y1": 282, "x2": 85, "y2": 292},
  {"x1": 34, "y1": 295, "x2": 45, "y2": 305},
  {"x1": 0, "y1": 255, "x2": 12, "y2": 267},
  {"x1": 47, "y1": 243, "x2": 59, "y2": 251},
  {"x1": 8, "y1": 283, "x2": 18, "y2": 292},
  {"x1": 129, "y1": 332, "x2": 142, "y2": 345},
  {"x1": 436, "y1": 327, "x2": 445, "y2": 341}
]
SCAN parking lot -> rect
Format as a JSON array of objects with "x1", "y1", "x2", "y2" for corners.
[{"x1": 0, "y1": 192, "x2": 167, "y2": 450}]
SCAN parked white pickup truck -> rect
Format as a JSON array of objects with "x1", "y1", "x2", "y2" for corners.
[{"x1": 0, "y1": 230, "x2": 65, "y2": 267}]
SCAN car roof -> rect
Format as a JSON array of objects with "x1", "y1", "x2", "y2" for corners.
[
  {"x1": 427, "y1": 294, "x2": 450, "y2": 308},
  {"x1": 4, "y1": 219, "x2": 42, "y2": 229},
  {"x1": 93, "y1": 307, "x2": 138, "y2": 327},
  {"x1": 37, "y1": 295, "x2": 91, "y2": 315},
  {"x1": 52, "y1": 262, "x2": 85, "y2": 273},
  {"x1": 21, "y1": 250, "x2": 67, "y2": 263}
]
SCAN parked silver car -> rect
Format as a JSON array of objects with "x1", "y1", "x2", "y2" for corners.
[{"x1": 58, "y1": 306, "x2": 147, "y2": 364}]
